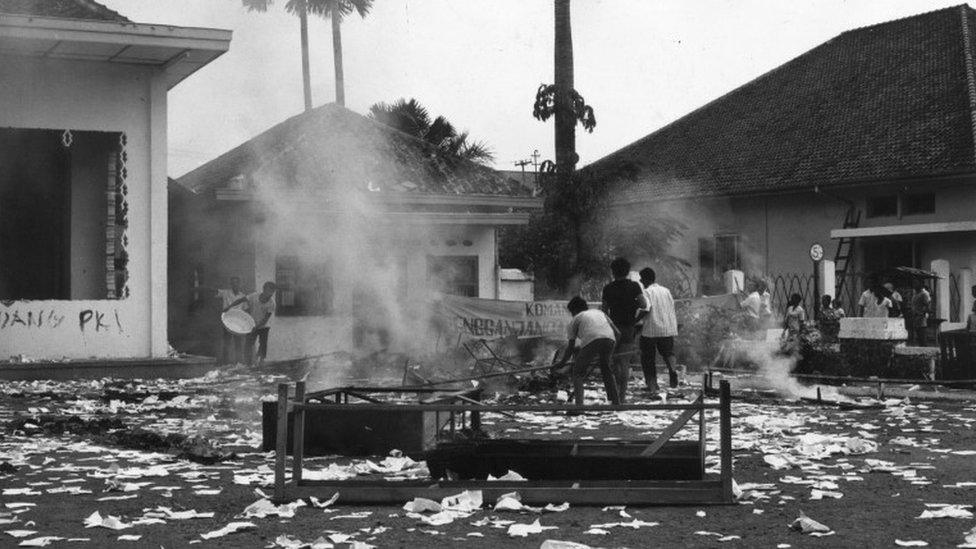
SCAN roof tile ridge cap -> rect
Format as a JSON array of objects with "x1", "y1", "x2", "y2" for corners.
[
  {"x1": 958, "y1": 5, "x2": 976, "y2": 166},
  {"x1": 838, "y1": 4, "x2": 966, "y2": 35},
  {"x1": 75, "y1": 0, "x2": 130, "y2": 22}
]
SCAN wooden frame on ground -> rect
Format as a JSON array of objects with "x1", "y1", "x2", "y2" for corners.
[{"x1": 272, "y1": 379, "x2": 735, "y2": 506}]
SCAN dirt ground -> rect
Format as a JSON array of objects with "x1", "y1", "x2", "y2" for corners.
[{"x1": 4, "y1": 369, "x2": 976, "y2": 548}]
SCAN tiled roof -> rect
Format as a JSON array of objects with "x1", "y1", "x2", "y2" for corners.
[
  {"x1": 0, "y1": 0, "x2": 129, "y2": 22},
  {"x1": 177, "y1": 103, "x2": 530, "y2": 198},
  {"x1": 590, "y1": 5, "x2": 976, "y2": 201}
]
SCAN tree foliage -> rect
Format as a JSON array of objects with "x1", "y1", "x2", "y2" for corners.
[
  {"x1": 532, "y1": 83, "x2": 596, "y2": 133},
  {"x1": 369, "y1": 98, "x2": 495, "y2": 164},
  {"x1": 500, "y1": 162, "x2": 687, "y2": 296},
  {"x1": 242, "y1": 0, "x2": 372, "y2": 20}
]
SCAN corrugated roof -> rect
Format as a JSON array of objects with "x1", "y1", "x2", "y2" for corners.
[
  {"x1": 0, "y1": 0, "x2": 128, "y2": 22},
  {"x1": 590, "y1": 5, "x2": 976, "y2": 201},
  {"x1": 177, "y1": 103, "x2": 530, "y2": 198}
]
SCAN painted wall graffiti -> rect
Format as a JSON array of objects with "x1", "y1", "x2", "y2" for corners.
[{"x1": 0, "y1": 307, "x2": 123, "y2": 333}]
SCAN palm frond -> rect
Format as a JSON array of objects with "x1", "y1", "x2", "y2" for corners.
[{"x1": 426, "y1": 116, "x2": 458, "y2": 149}]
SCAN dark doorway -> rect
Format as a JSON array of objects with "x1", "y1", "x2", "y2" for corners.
[
  {"x1": 862, "y1": 238, "x2": 917, "y2": 273},
  {"x1": 0, "y1": 127, "x2": 126, "y2": 301},
  {"x1": 0, "y1": 130, "x2": 69, "y2": 299}
]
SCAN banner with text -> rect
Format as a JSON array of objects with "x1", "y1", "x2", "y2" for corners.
[{"x1": 435, "y1": 293, "x2": 740, "y2": 341}]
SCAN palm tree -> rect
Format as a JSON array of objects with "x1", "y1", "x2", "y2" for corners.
[
  {"x1": 306, "y1": 0, "x2": 373, "y2": 107},
  {"x1": 369, "y1": 98, "x2": 495, "y2": 165},
  {"x1": 242, "y1": 0, "x2": 314, "y2": 111},
  {"x1": 532, "y1": 0, "x2": 595, "y2": 186},
  {"x1": 553, "y1": 0, "x2": 575, "y2": 186},
  {"x1": 241, "y1": 0, "x2": 372, "y2": 109}
]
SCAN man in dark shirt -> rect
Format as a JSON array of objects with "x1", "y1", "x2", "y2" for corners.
[{"x1": 601, "y1": 257, "x2": 646, "y2": 403}]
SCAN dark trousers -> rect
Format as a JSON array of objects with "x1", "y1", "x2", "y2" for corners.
[
  {"x1": 245, "y1": 327, "x2": 271, "y2": 365},
  {"x1": 219, "y1": 328, "x2": 245, "y2": 365},
  {"x1": 613, "y1": 326, "x2": 637, "y2": 402},
  {"x1": 912, "y1": 325, "x2": 928, "y2": 346},
  {"x1": 640, "y1": 336, "x2": 678, "y2": 389},
  {"x1": 573, "y1": 338, "x2": 620, "y2": 405}
]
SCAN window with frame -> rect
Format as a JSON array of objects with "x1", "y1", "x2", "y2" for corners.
[
  {"x1": 427, "y1": 255, "x2": 479, "y2": 297},
  {"x1": 274, "y1": 255, "x2": 333, "y2": 316},
  {"x1": 902, "y1": 192, "x2": 935, "y2": 216},
  {"x1": 866, "y1": 195, "x2": 897, "y2": 218},
  {"x1": 0, "y1": 127, "x2": 129, "y2": 300},
  {"x1": 698, "y1": 235, "x2": 740, "y2": 292}
]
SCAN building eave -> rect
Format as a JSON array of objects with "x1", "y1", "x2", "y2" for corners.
[
  {"x1": 212, "y1": 188, "x2": 541, "y2": 209},
  {"x1": 831, "y1": 220, "x2": 976, "y2": 239},
  {"x1": 0, "y1": 14, "x2": 232, "y2": 89}
]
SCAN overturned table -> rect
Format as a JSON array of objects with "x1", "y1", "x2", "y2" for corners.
[{"x1": 271, "y1": 380, "x2": 735, "y2": 506}]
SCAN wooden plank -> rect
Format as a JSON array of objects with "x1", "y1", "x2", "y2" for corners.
[
  {"x1": 698, "y1": 387, "x2": 707, "y2": 479},
  {"x1": 273, "y1": 383, "x2": 289, "y2": 503},
  {"x1": 292, "y1": 402, "x2": 720, "y2": 413},
  {"x1": 719, "y1": 380, "x2": 733, "y2": 502},
  {"x1": 284, "y1": 482, "x2": 729, "y2": 506},
  {"x1": 291, "y1": 381, "x2": 305, "y2": 483},
  {"x1": 639, "y1": 394, "x2": 701, "y2": 457},
  {"x1": 298, "y1": 478, "x2": 724, "y2": 489}
]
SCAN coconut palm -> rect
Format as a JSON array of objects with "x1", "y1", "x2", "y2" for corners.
[
  {"x1": 242, "y1": 0, "x2": 372, "y2": 109},
  {"x1": 242, "y1": 0, "x2": 314, "y2": 110},
  {"x1": 369, "y1": 98, "x2": 495, "y2": 165},
  {"x1": 532, "y1": 0, "x2": 595, "y2": 186},
  {"x1": 305, "y1": 0, "x2": 373, "y2": 107}
]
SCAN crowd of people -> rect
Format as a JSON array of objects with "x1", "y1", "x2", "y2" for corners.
[
  {"x1": 551, "y1": 260, "x2": 961, "y2": 406},
  {"x1": 554, "y1": 257, "x2": 679, "y2": 406},
  {"x1": 732, "y1": 274, "x2": 937, "y2": 345}
]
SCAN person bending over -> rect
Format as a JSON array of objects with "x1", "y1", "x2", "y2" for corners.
[{"x1": 554, "y1": 296, "x2": 622, "y2": 407}]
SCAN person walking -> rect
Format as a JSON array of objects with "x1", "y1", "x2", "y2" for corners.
[
  {"x1": 554, "y1": 296, "x2": 621, "y2": 407},
  {"x1": 601, "y1": 257, "x2": 646, "y2": 403},
  {"x1": 636, "y1": 268, "x2": 679, "y2": 392}
]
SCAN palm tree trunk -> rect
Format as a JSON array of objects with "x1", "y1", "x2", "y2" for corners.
[
  {"x1": 553, "y1": 0, "x2": 575, "y2": 187},
  {"x1": 300, "y1": 8, "x2": 312, "y2": 111},
  {"x1": 332, "y1": 15, "x2": 345, "y2": 106}
]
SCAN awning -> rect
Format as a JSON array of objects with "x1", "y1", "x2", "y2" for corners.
[
  {"x1": 830, "y1": 221, "x2": 976, "y2": 239},
  {"x1": 0, "y1": 15, "x2": 231, "y2": 89}
]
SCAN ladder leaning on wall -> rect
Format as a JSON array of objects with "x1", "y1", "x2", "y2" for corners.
[{"x1": 833, "y1": 205, "x2": 862, "y2": 301}]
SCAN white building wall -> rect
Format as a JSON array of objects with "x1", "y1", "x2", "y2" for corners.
[
  {"x1": 252, "y1": 222, "x2": 499, "y2": 361},
  {"x1": 0, "y1": 56, "x2": 165, "y2": 359}
]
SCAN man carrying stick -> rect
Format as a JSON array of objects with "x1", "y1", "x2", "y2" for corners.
[{"x1": 554, "y1": 296, "x2": 622, "y2": 407}]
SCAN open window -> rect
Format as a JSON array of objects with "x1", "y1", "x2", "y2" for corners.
[{"x1": 0, "y1": 127, "x2": 128, "y2": 301}]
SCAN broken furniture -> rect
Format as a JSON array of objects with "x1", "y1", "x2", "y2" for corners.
[
  {"x1": 262, "y1": 386, "x2": 483, "y2": 457},
  {"x1": 271, "y1": 380, "x2": 735, "y2": 506},
  {"x1": 940, "y1": 329, "x2": 976, "y2": 381}
]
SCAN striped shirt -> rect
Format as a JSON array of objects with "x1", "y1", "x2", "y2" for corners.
[{"x1": 641, "y1": 283, "x2": 678, "y2": 338}]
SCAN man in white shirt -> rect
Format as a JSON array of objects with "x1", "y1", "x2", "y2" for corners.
[
  {"x1": 228, "y1": 281, "x2": 277, "y2": 368},
  {"x1": 554, "y1": 296, "x2": 621, "y2": 406},
  {"x1": 216, "y1": 277, "x2": 246, "y2": 365},
  {"x1": 637, "y1": 268, "x2": 679, "y2": 392}
]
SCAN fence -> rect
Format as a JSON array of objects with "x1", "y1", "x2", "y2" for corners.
[
  {"x1": 768, "y1": 272, "x2": 815, "y2": 315},
  {"x1": 771, "y1": 270, "x2": 965, "y2": 322}
]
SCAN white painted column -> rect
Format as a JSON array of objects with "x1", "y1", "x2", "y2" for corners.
[
  {"x1": 723, "y1": 270, "x2": 745, "y2": 294},
  {"x1": 818, "y1": 259, "x2": 836, "y2": 301},
  {"x1": 148, "y1": 75, "x2": 168, "y2": 357},
  {"x1": 962, "y1": 268, "x2": 974, "y2": 322},
  {"x1": 931, "y1": 259, "x2": 951, "y2": 322}
]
